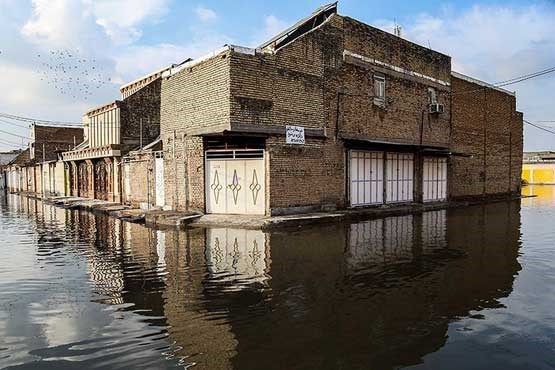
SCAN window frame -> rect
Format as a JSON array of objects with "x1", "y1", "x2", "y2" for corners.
[{"x1": 373, "y1": 74, "x2": 386, "y2": 106}]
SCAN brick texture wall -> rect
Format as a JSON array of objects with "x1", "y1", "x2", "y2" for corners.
[
  {"x1": 121, "y1": 79, "x2": 162, "y2": 154},
  {"x1": 33, "y1": 125, "x2": 83, "y2": 162},
  {"x1": 159, "y1": 12, "x2": 522, "y2": 214},
  {"x1": 450, "y1": 75, "x2": 523, "y2": 199},
  {"x1": 161, "y1": 55, "x2": 230, "y2": 211},
  {"x1": 228, "y1": 14, "x2": 452, "y2": 211},
  {"x1": 123, "y1": 153, "x2": 155, "y2": 207}
]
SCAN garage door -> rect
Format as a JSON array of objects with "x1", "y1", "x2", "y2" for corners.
[
  {"x1": 386, "y1": 153, "x2": 414, "y2": 203},
  {"x1": 206, "y1": 150, "x2": 265, "y2": 215},
  {"x1": 350, "y1": 150, "x2": 383, "y2": 206},
  {"x1": 423, "y1": 157, "x2": 447, "y2": 202}
]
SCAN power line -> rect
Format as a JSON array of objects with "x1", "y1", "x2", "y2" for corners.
[
  {"x1": 524, "y1": 119, "x2": 555, "y2": 135},
  {"x1": 0, "y1": 138, "x2": 24, "y2": 148},
  {"x1": 496, "y1": 67, "x2": 555, "y2": 87},
  {"x1": 494, "y1": 67, "x2": 555, "y2": 86},
  {"x1": 453, "y1": 66, "x2": 555, "y2": 96},
  {"x1": 0, "y1": 128, "x2": 28, "y2": 139},
  {"x1": 0, "y1": 112, "x2": 82, "y2": 126},
  {"x1": 0, "y1": 118, "x2": 30, "y2": 129}
]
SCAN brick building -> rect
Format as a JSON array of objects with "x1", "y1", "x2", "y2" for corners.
[
  {"x1": 121, "y1": 137, "x2": 164, "y2": 209},
  {"x1": 5, "y1": 125, "x2": 83, "y2": 195},
  {"x1": 157, "y1": 3, "x2": 522, "y2": 216},
  {"x1": 450, "y1": 72, "x2": 523, "y2": 199},
  {"x1": 0, "y1": 150, "x2": 21, "y2": 190},
  {"x1": 62, "y1": 67, "x2": 166, "y2": 202}
]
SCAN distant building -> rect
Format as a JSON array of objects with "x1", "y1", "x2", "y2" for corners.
[
  {"x1": 61, "y1": 67, "x2": 165, "y2": 202},
  {"x1": 0, "y1": 150, "x2": 22, "y2": 189},
  {"x1": 522, "y1": 151, "x2": 555, "y2": 185},
  {"x1": 4, "y1": 124, "x2": 83, "y2": 196}
]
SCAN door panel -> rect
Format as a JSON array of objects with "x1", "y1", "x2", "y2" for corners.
[
  {"x1": 350, "y1": 150, "x2": 383, "y2": 206},
  {"x1": 206, "y1": 151, "x2": 265, "y2": 215},
  {"x1": 225, "y1": 160, "x2": 247, "y2": 214},
  {"x1": 206, "y1": 160, "x2": 226, "y2": 214},
  {"x1": 423, "y1": 157, "x2": 447, "y2": 202},
  {"x1": 386, "y1": 153, "x2": 414, "y2": 203},
  {"x1": 155, "y1": 157, "x2": 165, "y2": 207}
]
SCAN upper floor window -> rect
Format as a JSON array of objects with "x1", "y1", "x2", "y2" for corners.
[
  {"x1": 428, "y1": 87, "x2": 438, "y2": 104},
  {"x1": 373, "y1": 74, "x2": 386, "y2": 106}
]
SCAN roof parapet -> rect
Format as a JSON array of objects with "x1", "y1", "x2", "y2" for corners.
[
  {"x1": 161, "y1": 45, "x2": 257, "y2": 78},
  {"x1": 452, "y1": 71, "x2": 515, "y2": 96}
]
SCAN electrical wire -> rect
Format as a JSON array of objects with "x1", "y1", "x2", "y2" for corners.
[
  {"x1": 0, "y1": 112, "x2": 82, "y2": 126},
  {"x1": 453, "y1": 66, "x2": 555, "y2": 96},
  {"x1": 0, "y1": 137, "x2": 24, "y2": 147},
  {"x1": 524, "y1": 119, "x2": 555, "y2": 135},
  {"x1": 0, "y1": 118, "x2": 30, "y2": 129},
  {"x1": 0, "y1": 128, "x2": 28, "y2": 139}
]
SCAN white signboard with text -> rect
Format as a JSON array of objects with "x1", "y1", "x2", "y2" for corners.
[{"x1": 286, "y1": 125, "x2": 305, "y2": 145}]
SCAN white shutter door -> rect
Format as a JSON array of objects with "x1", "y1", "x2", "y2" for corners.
[
  {"x1": 386, "y1": 153, "x2": 414, "y2": 203},
  {"x1": 350, "y1": 150, "x2": 383, "y2": 206},
  {"x1": 155, "y1": 157, "x2": 165, "y2": 207},
  {"x1": 423, "y1": 157, "x2": 447, "y2": 202}
]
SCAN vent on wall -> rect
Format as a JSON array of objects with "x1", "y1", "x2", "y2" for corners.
[{"x1": 206, "y1": 150, "x2": 264, "y2": 160}]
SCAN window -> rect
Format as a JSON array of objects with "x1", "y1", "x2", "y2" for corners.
[
  {"x1": 428, "y1": 87, "x2": 437, "y2": 104},
  {"x1": 373, "y1": 74, "x2": 386, "y2": 106}
]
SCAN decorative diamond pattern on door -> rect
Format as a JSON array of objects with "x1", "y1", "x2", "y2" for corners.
[{"x1": 206, "y1": 150, "x2": 265, "y2": 215}]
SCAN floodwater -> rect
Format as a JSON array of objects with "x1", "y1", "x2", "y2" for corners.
[{"x1": 0, "y1": 189, "x2": 554, "y2": 370}]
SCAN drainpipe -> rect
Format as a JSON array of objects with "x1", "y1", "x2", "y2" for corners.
[
  {"x1": 182, "y1": 133, "x2": 189, "y2": 210},
  {"x1": 483, "y1": 89, "x2": 488, "y2": 197},
  {"x1": 173, "y1": 130, "x2": 178, "y2": 210}
]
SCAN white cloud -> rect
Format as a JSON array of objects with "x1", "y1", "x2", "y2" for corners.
[
  {"x1": 195, "y1": 6, "x2": 218, "y2": 22},
  {"x1": 113, "y1": 30, "x2": 232, "y2": 83},
  {"x1": 21, "y1": 0, "x2": 171, "y2": 48},
  {"x1": 21, "y1": 0, "x2": 99, "y2": 49},
  {"x1": 90, "y1": 0, "x2": 171, "y2": 44},
  {"x1": 250, "y1": 15, "x2": 288, "y2": 47},
  {"x1": 375, "y1": 4, "x2": 555, "y2": 150}
]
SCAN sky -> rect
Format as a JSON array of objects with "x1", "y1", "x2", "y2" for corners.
[{"x1": 0, "y1": 0, "x2": 554, "y2": 151}]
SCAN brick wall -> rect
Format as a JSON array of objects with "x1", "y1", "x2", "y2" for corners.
[
  {"x1": 161, "y1": 54, "x2": 230, "y2": 211},
  {"x1": 450, "y1": 74, "x2": 523, "y2": 199},
  {"x1": 121, "y1": 79, "x2": 162, "y2": 153},
  {"x1": 32, "y1": 125, "x2": 83, "y2": 162},
  {"x1": 123, "y1": 153, "x2": 155, "y2": 207},
  {"x1": 228, "y1": 14, "x2": 452, "y2": 211}
]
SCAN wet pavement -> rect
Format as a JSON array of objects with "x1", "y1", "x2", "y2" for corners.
[{"x1": 1, "y1": 188, "x2": 554, "y2": 369}]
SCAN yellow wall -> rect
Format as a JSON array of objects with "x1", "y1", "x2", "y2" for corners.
[{"x1": 522, "y1": 163, "x2": 555, "y2": 184}]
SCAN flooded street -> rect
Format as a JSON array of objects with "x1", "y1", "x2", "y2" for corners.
[{"x1": 1, "y1": 189, "x2": 555, "y2": 370}]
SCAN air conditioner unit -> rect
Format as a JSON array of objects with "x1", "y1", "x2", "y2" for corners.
[{"x1": 429, "y1": 103, "x2": 444, "y2": 114}]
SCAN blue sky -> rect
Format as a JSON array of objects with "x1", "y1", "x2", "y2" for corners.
[{"x1": 0, "y1": 0, "x2": 554, "y2": 151}]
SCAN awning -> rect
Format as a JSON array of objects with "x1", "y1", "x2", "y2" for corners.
[{"x1": 341, "y1": 135, "x2": 451, "y2": 154}]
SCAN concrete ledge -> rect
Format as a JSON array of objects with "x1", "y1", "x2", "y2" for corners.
[{"x1": 14, "y1": 192, "x2": 524, "y2": 231}]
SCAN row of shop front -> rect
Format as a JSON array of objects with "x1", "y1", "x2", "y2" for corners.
[
  {"x1": 203, "y1": 147, "x2": 448, "y2": 215},
  {"x1": 5, "y1": 140, "x2": 449, "y2": 216}
]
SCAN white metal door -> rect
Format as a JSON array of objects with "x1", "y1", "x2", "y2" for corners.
[
  {"x1": 386, "y1": 153, "x2": 414, "y2": 203},
  {"x1": 155, "y1": 155, "x2": 165, "y2": 207},
  {"x1": 350, "y1": 150, "x2": 383, "y2": 206},
  {"x1": 206, "y1": 150, "x2": 265, "y2": 215},
  {"x1": 123, "y1": 162, "x2": 131, "y2": 203},
  {"x1": 423, "y1": 157, "x2": 447, "y2": 202}
]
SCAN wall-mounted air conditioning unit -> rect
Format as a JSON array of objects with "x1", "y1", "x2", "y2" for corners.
[{"x1": 429, "y1": 103, "x2": 444, "y2": 114}]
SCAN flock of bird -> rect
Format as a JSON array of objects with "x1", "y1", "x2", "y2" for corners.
[{"x1": 33, "y1": 49, "x2": 112, "y2": 100}]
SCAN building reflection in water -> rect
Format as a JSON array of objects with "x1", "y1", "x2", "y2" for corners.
[
  {"x1": 205, "y1": 228, "x2": 270, "y2": 290},
  {"x1": 522, "y1": 185, "x2": 555, "y2": 206},
  {"x1": 3, "y1": 194, "x2": 522, "y2": 370}
]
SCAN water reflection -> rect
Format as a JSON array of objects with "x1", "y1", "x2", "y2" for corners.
[{"x1": 0, "y1": 194, "x2": 524, "y2": 370}]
